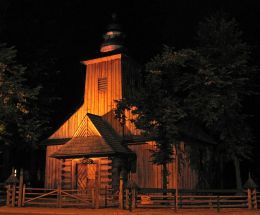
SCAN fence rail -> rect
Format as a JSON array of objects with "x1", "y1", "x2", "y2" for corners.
[
  {"x1": 256, "y1": 191, "x2": 260, "y2": 209},
  {"x1": 0, "y1": 183, "x2": 6, "y2": 206},
  {"x1": 4, "y1": 184, "x2": 260, "y2": 211},
  {"x1": 133, "y1": 188, "x2": 253, "y2": 211},
  {"x1": 6, "y1": 185, "x2": 119, "y2": 208}
]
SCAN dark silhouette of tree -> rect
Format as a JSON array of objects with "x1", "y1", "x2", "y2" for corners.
[
  {"x1": 115, "y1": 14, "x2": 257, "y2": 190},
  {"x1": 193, "y1": 14, "x2": 257, "y2": 189},
  {"x1": 0, "y1": 43, "x2": 42, "y2": 145},
  {"x1": 0, "y1": 43, "x2": 48, "y2": 181}
]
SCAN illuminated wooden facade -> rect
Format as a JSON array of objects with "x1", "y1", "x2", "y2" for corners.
[{"x1": 44, "y1": 19, "x2": 199, "y2": 191}]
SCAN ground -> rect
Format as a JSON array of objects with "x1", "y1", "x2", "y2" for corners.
[{"x1": 0, "y1": 207, "x2": 260, "y2": 215}]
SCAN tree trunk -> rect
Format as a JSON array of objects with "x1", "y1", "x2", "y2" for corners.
[
  {"x1": 233, "y1": 156, "x2": 242, "y2": 190},
  {"x1": 162, "y1": 163, "x2": 168, "y2": 190}
]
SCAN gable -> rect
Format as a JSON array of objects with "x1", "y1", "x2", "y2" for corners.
[{"x1": 51, "y1": 113, "x2": 133, "y2": 158}]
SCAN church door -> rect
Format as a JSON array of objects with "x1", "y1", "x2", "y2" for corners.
[{"x1": 76, "y1": 162, "x2": 97, "y2": 193}]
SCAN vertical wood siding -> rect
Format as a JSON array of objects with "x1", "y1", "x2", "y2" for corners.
[
  {"x1": 84, "y1": 55, "x2": 122, "y2": 117},
  {"x1": 45, "y1": 145, "x2": 62, "y2": 188},
  {"x1": 129, "y1": 142, "x2": 198, "y2": 189}
]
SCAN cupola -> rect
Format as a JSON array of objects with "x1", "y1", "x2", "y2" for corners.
[{"x1": 100, "y1": 14, "x2": 125, "y2": 53}]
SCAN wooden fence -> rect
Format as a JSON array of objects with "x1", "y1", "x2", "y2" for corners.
[
  {"x1": 6, "y1": 184, "x2": 119, "y2": 208},
  {"x1": 124, "y1": 188, "x2": 259, "y2": 211},
  {"x1": 4, "y1": 184, "x2": 259, "y2": 211}
]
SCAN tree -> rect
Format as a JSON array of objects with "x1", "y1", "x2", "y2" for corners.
[
  {"x1": 192, "y1": 14, "x2": 257, "y2": 189},
  {"x1": 0, "y1": 43, "x2": 45, "y2": 179}
]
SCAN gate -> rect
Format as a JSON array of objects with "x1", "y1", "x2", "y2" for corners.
[
  {"x1": 6, "y1": 185, "x2": 120, "y2": 208},
  {"x1": 22, "y1": 187, "x2": 95, "y2": 208}
]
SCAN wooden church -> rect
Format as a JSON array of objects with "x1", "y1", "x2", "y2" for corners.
[{"x1": 44, "y1": 17, "x2": 201, "y2": 192}]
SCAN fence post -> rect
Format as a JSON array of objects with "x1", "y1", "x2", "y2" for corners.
[
  {"x1": 125, "y1": 189, "x2": 129, "y2": 210},
  {"x1": 105, "y1": 186, "x2": 107, "y2": 208},
  {"x1": 22, "y1": 184, "x2": 26, "y2": 206},
  {"x1": 11, "y1": 185, "x2": 16, "y2": 207},
  {"x1": 6, "y1": 185, "x2": 11, "y2": 206},
  {"x1": 252, "y1": 188, "x2": 257, "y2": 209},
  {"x1": 95, "y1": 187, "x2": 100, "y2": 209},
  {"x1": 91, "y1": 188, "x2": 95, "y2": 209},
  {"x1": 247, "y1": 188, "x2": 252, "y2": 209},
  {"x1": 57, "y1": 183, "x2": 61, "y2": 208},
  {"x1": 244, "y1": 172, "x2": 258, "y2": 210},
  {"x1": 217, "y1": 195, "x2": 220, "y2": 213},
  {"x1": 119, "y1": 175, "x2": 124, "y2": 209},
  {"x1": 94, "y1": 162, "x2": 100, "y2": 209},
  {"x1": 175, "y1": 188, "x2": 178, "y2": 212},
  {"x1": 18, "y1": 169, "x2": 24, "y2": 207},
  {"x1": 175, "y1": 144, "x2": 179, "y2": 212},
  {"x1": 94, "y1": 168, "x2": 100, "y2": 210},
  {"x1": 132, "y1": 188, "x2": 136, "y2": 210}
]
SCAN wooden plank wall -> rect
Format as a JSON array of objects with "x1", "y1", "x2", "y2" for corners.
[
  {"x1": 129, "y1": 142, "x2": 198, "y2": 189},
  {"x1": 84, "y1": 55, "x2": 122, "y2": 116},
  {"x1": 45, "y1": 145, "x2": 62, "y2": 189},
  {"x1": 49, "y1": 104, "x2": 87, "y2": 139}
]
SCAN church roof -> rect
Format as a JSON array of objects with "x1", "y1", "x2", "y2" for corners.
[
  {"x1": 87, "y1": 113, "x2": 132, "y2": 154},
  {"x1": 51, "y1": 113, "x2": 133, "y2": 158},
  {"x1": 50, "y1": 136, "x2": 115, "y2": 158}
]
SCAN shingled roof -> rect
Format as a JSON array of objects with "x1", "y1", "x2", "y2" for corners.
[
  {"x1": 87, "y1": 113, "x2": 133, "y2": 154},
  {"x1": 51, "y1": 113, "x2": 133, "y2": 158}
]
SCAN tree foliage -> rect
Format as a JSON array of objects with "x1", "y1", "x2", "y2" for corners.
[
  {"x1": 115, "y1": 14, "x2": 257, "y2": 189},
  {"x1": 194, "y1": 14, "x2": 255, "y2": 159},
  {"x1": 0, "y1": 43, "x2": 44, "y2": 148},
  {"x1": 193, "y1": 14, "x2": 257, "y2": 189}
]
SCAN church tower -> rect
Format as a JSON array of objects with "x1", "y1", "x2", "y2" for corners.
[{"x1": 81, "y1": 15, "x2": 140, "y2": 135}]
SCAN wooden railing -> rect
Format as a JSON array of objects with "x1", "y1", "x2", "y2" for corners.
[
  {"x1": 256, "y1": 191, "x2": 260, "y2": 209},
  {"x1": 127, "y1": 188, "x2": 255, "y2": 211},
  {"x1": 179, "y1": 190, "x2": 248, "y2": 209},
  {"x1": 4, "y1": 184, "x2": 259, "y2": 211},
  {"x1": 6, "y1": 185, "x2": 119, "y2": 208},
  {"x1": 0, "y1": 183, "x2": 6, "y2": 206},
  {"x1": 23, "y1": 187, "x2": 58, "y2": 207},
  {"x1": 23, "y1": 187, "x2": 96, "y2": 208}
]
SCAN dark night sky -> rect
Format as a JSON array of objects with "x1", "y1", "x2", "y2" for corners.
[
  {"x1": 1, "y1": 0, "x2": 260, "y2": 182},
  {"x1": 2, "y1": 1, "x2": 260, "y2": 61}
]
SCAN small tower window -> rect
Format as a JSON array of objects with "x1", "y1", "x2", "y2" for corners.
[{"x1": 98, "y1": 77, "x2": 108, "y2": 92}]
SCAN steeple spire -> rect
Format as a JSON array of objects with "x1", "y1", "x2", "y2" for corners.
[{"x1": 100, "y1": 14, "x2": 125, "y2": 53}]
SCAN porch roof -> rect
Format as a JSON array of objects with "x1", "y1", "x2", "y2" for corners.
[
  {"x1": 50, "y1": 136, "x2": 116, "y2": 158},
  {"x1": 51, "y1": 113, "x2": 133, "y2": 158}
]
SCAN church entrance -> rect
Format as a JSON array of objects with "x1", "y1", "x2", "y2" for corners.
[{"x1": 76, "y1": 160, "x2": 97, "y2": 193}]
